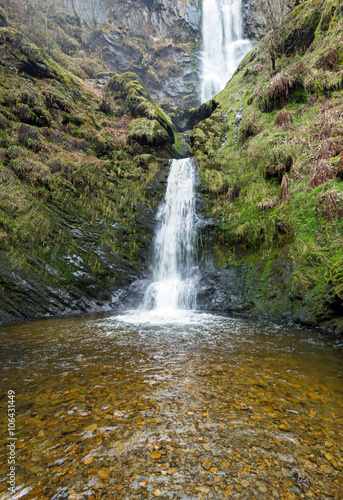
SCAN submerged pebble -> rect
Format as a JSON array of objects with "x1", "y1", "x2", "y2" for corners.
[{"x1": 0, "y1": 313, "x2": 342, "y2": 499}]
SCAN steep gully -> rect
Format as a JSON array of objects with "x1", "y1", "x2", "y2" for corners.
[
  {"x1": 1, "y1": 6, "x2": 342, "y2": 500},
  {"x1": 124, "y1": 0, "x2": 253, "y2": 316}
]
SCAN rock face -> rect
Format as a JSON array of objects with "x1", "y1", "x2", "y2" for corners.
[
  {"x1": 69, "y1": 0, "x2": 202, "y2": 107},
  {"x1": 68, "y1": 0, "x2": 200, "y2": 40},
  {"x1": 190, "y1": 0, "x2": 343, "y2": 333},
  {"x1": 0, "y1": 17, "x2": 176, "y2": 323},
  {"x1": 67, "y1": 0, "x2": 295, "y2": 107},
  {"x1": 106, "y1": 0, "x2": 200, "y2": 41},
  {"x1": 242, "y1": 0, "x2": 294, "y2": 40}
]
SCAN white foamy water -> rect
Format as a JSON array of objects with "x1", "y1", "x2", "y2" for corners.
[
  {"x1": 142, "y1": 157, "x2": 199, "y2": 312},
  {"x1": 118, "y1": 158, "x2": 199, "y2": 324},
  {"x1": 201, "y1": 0, "x2": 254, "y2": 102},
  {"x1": 115, "y1": 309, "x2": 214, "y2": 326}
]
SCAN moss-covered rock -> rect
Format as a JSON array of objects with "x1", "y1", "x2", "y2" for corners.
[
  {"x1": 168, "y1": 99, "x2": 218, "y2": 132},
  {"x1": 0, "y1": 12, "x2": 174, "y2": 324},
  {"x1": 277, "y1": 3, "x2": 321, "y2": 56},
  {"x1": 106, "y1": 72, "x2": 174, "y2": 144},
  {"x1": 127, "y1": 118, "x2": 170, "y2": 147}
]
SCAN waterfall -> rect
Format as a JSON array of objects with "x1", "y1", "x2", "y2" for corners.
[
  {"x1": 201, "y1": 0, "x2": 254, "y2": 102},
  {"x1": 142, "y1": 158, "x2": 199, "y2": 312}
]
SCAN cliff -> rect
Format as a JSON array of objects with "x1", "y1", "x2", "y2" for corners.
[
  {"x1": 68, "y1": 0, "x2": 202, "y2": 107},
  {"x1": 242, "y1": 0, "x2": 294, "y2": 40},
  {"x1": 64, "y1": 0, "x2": 295, "y2": 107}
]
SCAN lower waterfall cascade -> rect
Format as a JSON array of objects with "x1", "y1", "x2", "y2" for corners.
[
  {"x1": 201, "y1": 0, "x2": 254, "y2": 102},
  {"x1": 141, "y1": 157, "x2": 199, "y2": 313}
]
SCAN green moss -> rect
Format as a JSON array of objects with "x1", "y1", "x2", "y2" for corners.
[
  {"x1": 0, "y1": 8, "x2": 175, "y2": 321},
  {"x1": 127, "y1": 118, "x2": 170, "y2": 147},
  {"x1": 106, "y1": 72, "x2": 174, "y2": 143},
  {"x1": 191, "y1": 0, "x2": 343, "y2": 331}
]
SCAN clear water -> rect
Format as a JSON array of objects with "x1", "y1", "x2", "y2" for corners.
[
  {"x1": 141, "y1": 158, "x2": 199, "y2": 313},
  {"x1": 201, "y1": 0, "x2": 254, "y2": 102},
  {"x1": 0, "y1": 313, "x2": 342, "y2": 498}
]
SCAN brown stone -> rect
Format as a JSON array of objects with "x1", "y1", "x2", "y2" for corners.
[
  {"x1": 97, "y1": 467, "x2": 109, "y2": 480},
  {"x1": 200, "y1": 456, "x2": 213, "y2": 470}
]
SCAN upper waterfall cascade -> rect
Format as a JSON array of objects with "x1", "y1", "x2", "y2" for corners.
[
  {"x1": 142, "y1": 158, "x2": 199, "y2": 312},
  {"x1": 201, "y1": 0, "x2": 254, "y2": 102}
]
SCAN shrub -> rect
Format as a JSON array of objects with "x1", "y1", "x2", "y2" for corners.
[
  {"x1": 0, "y1": 113, "x2": 9, "y2": 130},
  {"x1": 266, "y1": 152, "x2": 293, "y2": 182},
  {"x1": 17, "y1": 124, "x2": 41, "y2": 151},
  {"x1": 316, "y1": 191, "x2": 343, "y2": 221},
  {"x1": 316, "y1": 48, "x2": 339, "y2": 71},
  {"x1": 10, "y1": 158, "x2": 51, "y2": 185},
  {"x1": 44, "y1": 90, "x2": 73, "y2": 112},
  {"x1": 237, "y1": 109, "x2": 263, "y2": 143},
  {"x1": 257, "y1": 197, "x2": 277, "y2": 209}
]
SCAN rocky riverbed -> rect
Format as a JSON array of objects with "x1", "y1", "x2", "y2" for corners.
[{"x1": 1, "y1": 312, "x2": 342, "y2": 499}]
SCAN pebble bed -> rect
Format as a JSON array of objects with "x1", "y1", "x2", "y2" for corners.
[{"x1": 0, "y1": 313, "x2": 342, "y2": 499}]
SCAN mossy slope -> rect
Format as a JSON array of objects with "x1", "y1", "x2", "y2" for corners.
[
  {"x1": 192, "y1": 0, "x2": 343, "y2": 332},
  {"x1": 0, "y1": 18, "x2": 172, "y2": 322}
]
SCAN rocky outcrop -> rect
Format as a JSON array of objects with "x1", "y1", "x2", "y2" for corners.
[
  {"x1": 67, "y1": 0, "x2": 298, "y2": 106},
  {"x1": 0, "y1": 18, "x2": 176, "y2": 323},
  {"x1": 68, "y1": 0, "x2": 200, "y2": 41},
  {"x1": 68, "y1": 0, "x2": 201, "y2": 107},
  {"x1": 99, "y1": 32, "x2": 199, "y2": 106},
  {"x1": 242, "y1": 0, "x2": 294, "y2": 40}
]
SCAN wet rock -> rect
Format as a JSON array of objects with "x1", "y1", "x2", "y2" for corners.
[
  {"x1": 169, "y1": 99, "x2": 218, "y2": 133},
  {"x1": 242, "y1": 0, "x2": 292, "y2": 41},
  {"x1": 98, "y1": 467, "x2": 110, "y2": 480},
  {"x1": 81, "y1": 0, "x2": 201, "y2": 106},
  {"x1": 200, "y1": 456, "x2": 213, "y2": 470},
  {"x1": 292, "y1": 469, "x2": 310, "y2": 492}
]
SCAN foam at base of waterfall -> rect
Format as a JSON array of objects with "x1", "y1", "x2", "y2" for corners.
[
  {"x1": 116, "y1": 309, "x2": 213, "y2": 326},
  {"x1": 142, "y1": 276, "x2": 198, "y2": 311}
]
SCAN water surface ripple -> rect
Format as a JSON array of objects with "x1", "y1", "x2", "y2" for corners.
[{"x1": 0, "y1": 313, "x2": 342, "y2": 499}]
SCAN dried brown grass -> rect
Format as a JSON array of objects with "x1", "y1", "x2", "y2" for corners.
[
  {"x1": 315, "y1": 138, "x2": 342, "y2": 160},
  {"x1": 267, "y1": 70, "x2": 293, "y2": 109},
  {"x1": 257, "y1": 197, "x2": 277, "y2": 210},
  {"x1": 315, "y1": 108, "x2": 343, "y2": 140},
  {"x1": 248, "y1": 87, "x2": 262, "y2": 105},
  {"x1": 275, "y1": 109, "x2": 291, "y2": 127},
  {"x1": 316, "y1": 191, "x2": 343, "y2": 221},
  {"x1": 316, "y1": 48, "x2": 339, "y2": 72},
  {"x1": 308, "y1": 160, "x2": 334, "y2": 190},
  {"x1": 281, "y1": 173, "x2": 290, "y2": 203}
]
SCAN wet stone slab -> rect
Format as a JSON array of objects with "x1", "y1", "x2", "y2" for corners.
[{"x1": 0, "y1": 312, "x2": 342, "y2": 499}]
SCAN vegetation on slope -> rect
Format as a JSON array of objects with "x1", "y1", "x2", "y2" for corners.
[
  {"x1": 192, "y1": 0, "x2": 343, "y2": 331},
  {"x1": 0, "y1": 3, "x2": 177, "y2": 321},
  {"x1": 0, "y1": 0, "x2": 200, "y2": 107}
]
